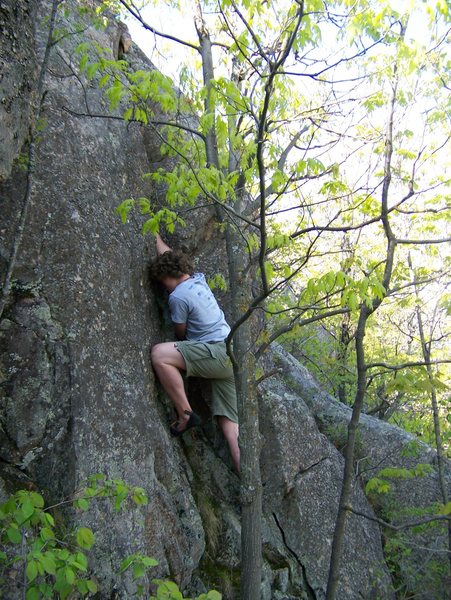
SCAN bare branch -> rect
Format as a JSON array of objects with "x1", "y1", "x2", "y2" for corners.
[
  {"x1": 256, "y1": 307, "x2": 351, "y2": 358},
  {"x1": 345, "y1": 505, "x2": 451, "y2": 533},
  {"x1": 395, "y1": 236, "x2": 451, "y2": 245},
  {"x1": 119, "y1": 0, "x2": 200, "y2": 52},
  {"x1": 367, "y1": 359, "x2": 451, "y2": 371},
  {"x1": 61, "y1": 106, "x2": 206, "y2": 140}
]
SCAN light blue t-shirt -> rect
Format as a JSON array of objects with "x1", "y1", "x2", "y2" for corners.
[{"x1": 168, "y1": 273, "x2": 230, "y2": 342}]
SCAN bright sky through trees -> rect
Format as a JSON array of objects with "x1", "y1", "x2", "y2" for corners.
[
  {"x1": 119, "y1": 0, "x2": 450, "y2": 324},
  {"x1": 124, "y1": 0, "x2": 430, "y2": 81}
]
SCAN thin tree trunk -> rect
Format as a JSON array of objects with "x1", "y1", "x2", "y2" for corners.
[
  {"x1": 337, "y1": 312, "x2": 351, "y2": 405},
  {"x1": 326, "y1": 53, "x2": 401, "y2": 599},
  {"x1": 326, "y1": 304, "x2": 371, "y2": 598},
  {"x1": 0, "y1": 0, "x2": 60, "y2": 320},
  {"x1": 194, "y1": 4, "x2": 263, "y2": 597},
  {"x1": 231, "y1": 313, "x2": 262, "y2": 600},
  {"x1": 409, "y1": 254, "x2": 451, "y2": 568}
]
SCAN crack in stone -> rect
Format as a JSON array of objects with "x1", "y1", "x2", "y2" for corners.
[
  {"x1": 284, "y1": 456, "x2": 332, "y2": 498},
  {"x1": 272, "y1": 511, "x2": 318, "y2": 600},
  {"x1": 293, "y1": 455, "x2": 331, "y2": 481}
]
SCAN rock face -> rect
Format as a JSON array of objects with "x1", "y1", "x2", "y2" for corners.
[
  {"x1": 0, "y1": 2, "x2": 448, "y2": 599},
  {"x1": 270, "y1": 346, "x2": 451, "y2": 598},
  {"x1": 0, "y1": 0, "x2": 38, "y2": 182}
]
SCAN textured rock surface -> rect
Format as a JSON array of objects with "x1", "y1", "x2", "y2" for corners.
[
  {"x1": 0, "y1": 1, "x2": 206, "y2": 593},
  {"x1": 0, "y1": 2, "x2": 448, "y2": 599},
  {"x1": 271, "y1": 345, "x2": 451, "y2": 598},
  {"x1": 258, "y1": 381, "x2": 394, "y2": 599},
  {"x1": 0, "y1": 0, "x2": 38, "y2": 182}
]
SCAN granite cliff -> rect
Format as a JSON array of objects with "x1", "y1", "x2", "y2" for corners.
[{"x1": 0, "y1": 2, "x2": 449, "y2": 598}]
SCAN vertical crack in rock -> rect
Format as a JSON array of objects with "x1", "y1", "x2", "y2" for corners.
[{"x1": 272, "y1": 512, "x2": 318, "y2": 600}]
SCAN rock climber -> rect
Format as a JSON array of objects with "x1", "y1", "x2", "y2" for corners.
[{"x1": 150, "y1": 233, "x2": 240, "y2": 473}]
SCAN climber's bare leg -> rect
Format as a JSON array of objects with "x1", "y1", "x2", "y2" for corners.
[
  {"x1": 151, "y1": 342, "x2": 191, "y2": 427},
  {"x1": 218, "y1": 416, "x2": 240, "y2": 473}
]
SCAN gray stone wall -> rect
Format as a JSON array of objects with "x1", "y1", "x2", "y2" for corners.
[{"x1": 0, "y1": 0, "x2": 38, "y2": 182}]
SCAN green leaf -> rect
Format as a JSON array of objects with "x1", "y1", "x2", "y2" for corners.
[
  {"x1": 132, "y1": 562, "x2": 145, "y2": 579},
  {"x1": 76, "y1": 579, "x2": 89, "y2": 594},
  {"x1": 38, "y1": 582, "x2": 53, "y2": 598},
  {"x1": 76, "y1": 527, "x2": 95, "y2": 550},
  {"x1": 64, "y1": 566, "x2": 75, "y2": 584},
  {"x1": 30, "y1": 492, "x2": 45, "y2": 508},
  {"x1": 7, "y1": 526, "x2": 22, "y2": 544},
  {"x1": 204, "y1": 592, "x2": 222, "y2": 600},
  {"x1": 40, "y1": 527, "x2": 55, "y2": 541},
  {"x1": 153, "y1": 579, "x2": 184, "y2": 599},
  {"x1": 99, "y1": 73, "x2": 110, "y2": 88},
  {"x1": 20, "y1": 498, "x2": 35, "y2": 523},
  {"x1": 79, "y1": 53, "x2": 88, "y2": 72},
  {"x1": 55, "y1": 579, "x2": 72, "y2": 600},
  {"x1": 365, "y1": 477, "x2": 391, "y2": 495},
  {"x1": 42, "y1": 512, "x2": 55, "y2": 527},
  {"x1": 26, "y1": 559, "x2": 38, "y2": 582},
  {"x1": 75, "y1": 552, "x2": 88, "y2": 570},
  {"x1": 87, "y1": 579, "x2": 98, "y2": 593},
  {"x1": 438, "y1": 502, "x2": 451, "y2": 515},
  {"x1": 141, "y1": 556, "x2": 158, "y2": 567},
  {"x1": 120, "y1": 555, "x2": 135, "y2": 572},
  {"x1": 142, "y1": 218, "x2": 159, "y2": 235},
  {"x1": 87, "y1": 62, "x2": 99, "y2": 79},
  {"x1": 123, "y1": 107, "x2": 133, "y2": 121},
  {"x1": 137, "y1": 198, "x2": 151, "y2": 215},
  {"x1": 116, "y1": 198, "x2": 134, "y2": 224},
  {"x1": 41, "y1": 554, "x2": 56, "y2": 575},
  {"x1": 26, "y1": 587, "x2": 40, "y2": 600},
  {"x1": 74, "y1": 498, "x2": 90, "y2": 511}
]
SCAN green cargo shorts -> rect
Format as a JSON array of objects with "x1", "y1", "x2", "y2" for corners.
[{"x1": 175, "y1": 340, "x2": 238, "y2": 424}]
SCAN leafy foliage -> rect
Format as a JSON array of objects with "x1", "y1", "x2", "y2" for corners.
[{"x1": 0, "y1": 477, "x2": 220, "y2": 599}]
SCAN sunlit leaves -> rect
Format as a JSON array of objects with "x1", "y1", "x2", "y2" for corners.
[
  {"x1": 116, "y1": 198, "x2": 186, "y2": 234},
  {"x1": 76, "y1": 527, "x2": 95, "y2": 550},
  {"x1": 365, "y1": 463, "x2": 434, "y2": 496}
]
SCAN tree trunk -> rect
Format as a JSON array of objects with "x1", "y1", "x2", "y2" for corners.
[
  {"x1": 194, "y1": 4, "x2": 264, "y2": 597},
  {"x1": 409, "y1": 255, "x2": 451, "y2": 567},
  {"x1": 326, "y1": 53, "x2": 401, "y2": 599},
  {"x1": 337, "y1": 312, "x2": 351, "y2": 405},
  {"x1": 232, "y1": 312, "x2": 262, "y2": 600},
  {"x1": 326, "y1": 305, "x2": 371, "y2": 599}
]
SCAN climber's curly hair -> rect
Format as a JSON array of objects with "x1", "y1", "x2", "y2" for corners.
[{"x1": 150, "y1": 250, "x2": 194, "y2": 281}]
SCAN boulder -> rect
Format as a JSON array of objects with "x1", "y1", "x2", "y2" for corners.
[{"x1": 271, "y1": 344, "x2": 451, "y2": 598}]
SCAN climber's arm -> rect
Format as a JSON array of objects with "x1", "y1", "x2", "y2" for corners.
[
  {"x1": 174, "y1": 323, "x2": 187, "y2": 340},
  {"x1": 155, "y1": 233, "x2": 172, "y2": 255}
]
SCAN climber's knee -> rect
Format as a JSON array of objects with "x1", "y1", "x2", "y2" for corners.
[
  {"x1": 150, "y1": 342, "x2": 186, "y2": 371},
  {"x1": 150, "y1": 343, "x2": 164, "y2": 367}
]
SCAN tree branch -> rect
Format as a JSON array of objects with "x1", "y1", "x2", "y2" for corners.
[
  {"x1": 366, "y1": 359, "x2": 451, "y2": 370},
  {"x1": 395, "y1": 236, "x2": 451, "y2": 245},
  {"x1": 119, "y1": 0, "x2": 200, "y2": 51},
  {"x1": 61, "y1": 105, "x2": 206, "y2": 140},
  {"x1": 346, "y1": 505, "x2": 451, "y2": 533}
]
